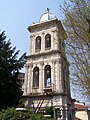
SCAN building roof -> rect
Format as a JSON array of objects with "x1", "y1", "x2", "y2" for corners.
[
  {"x1": 75, "y1": 102, "x2": 90, "y2": 110},
  {"x1": 76, "y1": 117, "x2": 82, "y2": 120},
  {"x1": 39, "y1": 8, "x2": 56, "y2": 22}
]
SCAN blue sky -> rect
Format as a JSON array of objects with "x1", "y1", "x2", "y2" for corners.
[
  {"x1": 0, "y1": 0, "x2": 88, "y2": 103},
  {"x1": 0, "y1": 0, "x2": 65, "y2": 56}
]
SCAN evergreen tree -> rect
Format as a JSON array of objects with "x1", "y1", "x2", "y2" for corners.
[{"x1": 0, "y1": 31, "x2": 26, "y2": 109}]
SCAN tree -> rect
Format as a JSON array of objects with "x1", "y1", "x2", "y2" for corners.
[
  {"x1": 0, "y1": 31, "x2": 26, "y2": 109},
  {"x1": 60, "y1": 0, "x2": 90, "y2": 99},
  {"x1": 0, "y1": 108, "x2": 56, "y2": 120}
]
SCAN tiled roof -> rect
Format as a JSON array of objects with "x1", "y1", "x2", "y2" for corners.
[
  {"x1": 75, "y1": 103, "x2": 90, "y2": 110},
  {"x1": 76, "y1": 117, "x2": 82, "y2": 120}
]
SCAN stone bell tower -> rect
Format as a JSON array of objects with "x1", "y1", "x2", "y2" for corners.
[{"x1": 23, "y1": 9, "x2": 75, "y2": 120}]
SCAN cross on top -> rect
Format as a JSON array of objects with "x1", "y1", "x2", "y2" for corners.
[
  {"x1": 46, "y1": 8, "x2": 50, "y2": 20},
  {"x1": 46, "y1": 8, "x2": 50, "y2": 14},
  {"x1": 46, "y1": 8, "x2": 50, "y2": 13}
]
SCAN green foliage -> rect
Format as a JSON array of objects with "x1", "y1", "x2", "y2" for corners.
[
  {"x1": 45, "y1": 106, "x2": 54, "y2": 118},
  {"x1": 0, "y1": 108, "x2": 55, "y2": 120},
  {"x1": 0, "y1": 108, "x2": 30, "y2": 120},
  {"x1": 17, "y1": 99, "x2": 25, "y2": 108},
  {"x1": 60, "y1": 0, "x2": 90, "y2": 99},
  {"x1": 0, "y1": 31, "x2": 26, "y2": 109}
]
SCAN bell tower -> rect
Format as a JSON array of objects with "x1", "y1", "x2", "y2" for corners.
[{"x1": 23, "y1": 9, "x2": 75, "y2": 120}]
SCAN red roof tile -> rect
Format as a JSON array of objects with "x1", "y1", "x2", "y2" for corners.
[
  {"x1": 75, "y1": 103, "x2": 90, "y2": 110},
  {"x1": 76, "y1": 117, "x2": 82, "y2": 120}
]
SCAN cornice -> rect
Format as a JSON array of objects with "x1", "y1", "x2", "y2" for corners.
[
  {"x1": 26, "y1": 50, "x2": 61, "y2": 58},
  {"x1": 28, "y1": 18, "x2": 60, "y2": 33},
  {"x1": 22, "y1": 92, "x2": 68, "y2": 98}
]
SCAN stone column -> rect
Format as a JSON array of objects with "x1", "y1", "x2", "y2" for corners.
[
  {"x1": 24, "y1": 64, "x2": 28, "y2": 95},
  {"x1": 59, "y1": 60, "x2": 62, "y2": 92},
  {"x1": 42, "y1": 64, "x2": 45, "y2": 90},
  {"x1": 60, "y1": 106, "x2": 63, "y2": 120},
  {"x1": 28, "y1": 63, "x2": 33, "y2": 94},
  {"x1": 31, "y1": 65, "x2": 33, "y2": 93},
  {"x1": 51, "y1": 60, "x2": 55, "y2": 91},
  {"x1": 30, "y1": 34, "x2": 35, "y2": 55},
  {"x1": 26, "y1": 66, "x2": 30, "y2": 94},
  {"x1": 42, "y1": 32, "x2": 45, "y2": 52},
  {"x1": 55, "y1": 31, "x2": 59, "y2": 50},
  {"x1": 25, "y1": 63, "x2": 33, "y2": 95},
  {"x1": 33, "y1": 35, "x2": 35, "y2": 54},
  {"x1": 30, "y1": 35, "x2": 33, "y2": 54},
  {"x1": 51, "y1": 30, "x2": 56, "y2": 50},
  {"x1": 39, "y1": 61, "x2": 44, "y2": 94},
  {"x1": 56, "y1": 59, "x2": 60, "y2": 92},
  {"x1": 65, "y1": 109, "x2": 68, "y2": 120}
]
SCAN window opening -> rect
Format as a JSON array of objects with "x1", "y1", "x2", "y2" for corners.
[
  {"x1": 44, "y1": 65, "x2": 51, "y2": 87},
  {"x1": 45, "y1": 34, "x2": 51, "y2": 48},
  {"x1": 35, "y1": 36, "x2": 41, "y2": 51},
  {"x1": 33, "y1": 67, "x2": 39, "y2": 87}
]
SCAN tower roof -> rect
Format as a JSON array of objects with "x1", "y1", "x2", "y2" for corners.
[{"x1": 39, "y1": 8, "x2": 56, "y2": 22}]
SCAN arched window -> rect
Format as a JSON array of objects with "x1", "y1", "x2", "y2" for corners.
[
  {"x1": 33, "y1": 67, "x2": 39, "y2": 88},
  {"x1": 44, "y1": 65, "x2": 51, "y2": 87},
  {"x1": 45, "y1": 34, "x2": 51, "y2": 48},
  {"x1": 35, "y1": 36, "x2": 41, "y2": 51}
]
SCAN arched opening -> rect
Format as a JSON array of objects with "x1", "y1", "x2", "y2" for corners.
[
  {"x1": 33, "y1": 67, "x2": 39, "y2": 88},
  {"x1": 45, "y1": 34, "x2": 51, "y2": 48},
  {"x1": 35, "y1": 36, "x2": 41, "y2": 51},
  {"x1": 44, "y1": 65, "x2": 51, "y2": 87}
]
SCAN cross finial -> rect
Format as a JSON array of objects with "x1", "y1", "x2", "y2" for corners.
[{"x1": 47, "y1": 8, "x2": 50, "y2": 13}]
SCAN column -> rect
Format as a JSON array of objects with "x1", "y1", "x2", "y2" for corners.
[
  {"x1": 56, "y1": 59, "x2": 60, "y2": 92},
  {"x1": 54, "y1": 30, "x2": 58, "y2": 50},
  {"x1": 59, "y1": 60, "x2": 62, "y2": 92},
  {"x1": 23, "y1": 65, "x2": 28, "y2": 95},
  {"x1": 30, "y1": 34, "x2": 35, "y2": 54},
  {"x1": 41, "y1": 32, "x2": 45, "y2": 52},
  {"x1": 51, "y1": 60, "x2": 55, "y2": 91},
  {"x1": 31, "y1": 65, "x2": 33, "y2": 93},
  {"x1": 33, "y1": 35, "x2": 35, "y2": 54},
  {"x1": 30, "y1": 35, "x2": 33, "y2": 54},
  {"x1": 65, "y1": 109, "x2": 68, "y2": 120},
  {"x1": 26, "y1": 66, "x2": 30, "y2": 94},
  {"x1": 51, "y1": 31, "x2": 54, "y2": 50},
  {"x1": 42, "y1": 64, "x2": 45, "y2": 89},
  {"x1": 28, "y1": 63, "x2": 33, "y2": 94},
  {"x1": 39, "y1": 61, "x2": 44, "y2": 94}
]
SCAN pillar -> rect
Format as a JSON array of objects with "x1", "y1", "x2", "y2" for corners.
[
  {"x1": 39, "y1": 61, "x2": 44, "y2": 93},
  {"x1": 51, "y1": 60, "x2": 55, "y2": 91},
  {"x1": 56, "y1": 60, "x2": 60, "y2": 92},
  {"x1": 24, "y1": 65, "x2": 28, "y2": 95}
]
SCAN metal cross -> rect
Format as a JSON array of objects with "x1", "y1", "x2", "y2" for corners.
[{"x1": 47, "y1": 8, "x2": 50, "y2": 13}]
